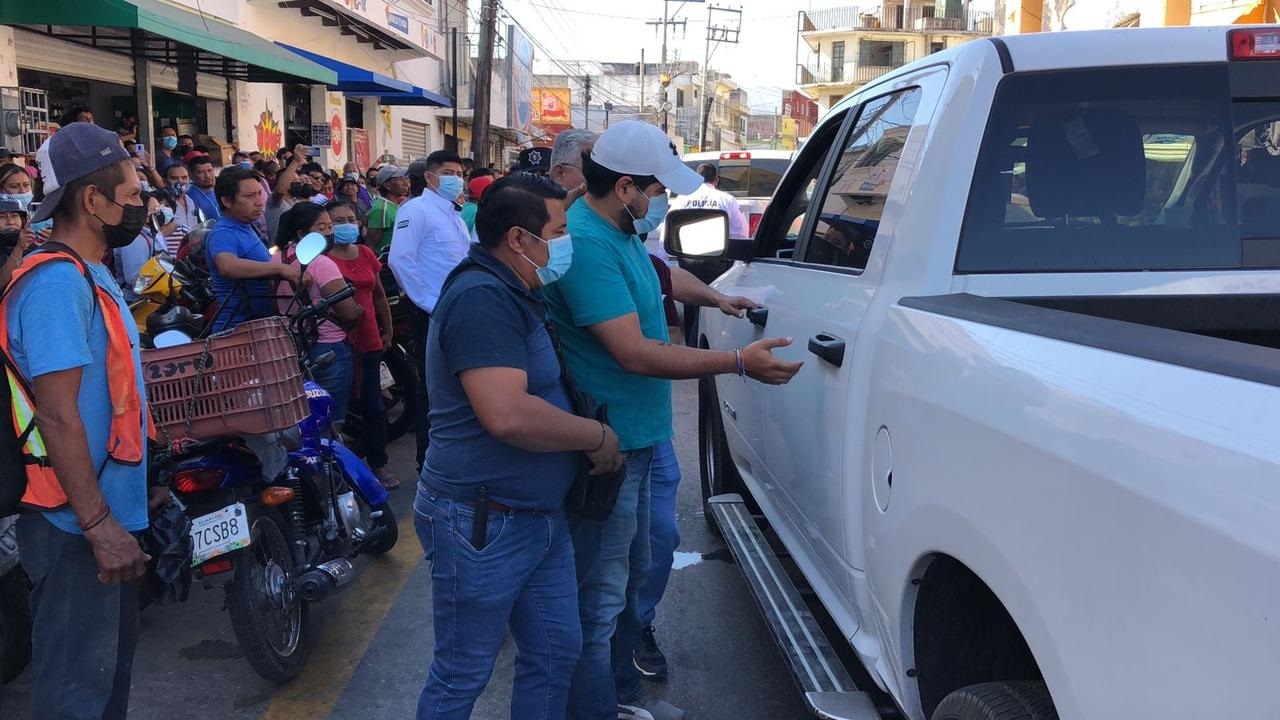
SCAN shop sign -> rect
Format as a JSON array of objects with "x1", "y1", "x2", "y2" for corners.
[
  {"x1": 352, "y1": 128, "x2": 370, "y2": 171},
  {"x1": 387, "y1": 12, "x2": 410, "y2": 34},
  {"x1": 330, "y1": 112, "x2": 344, "y2": 158}
]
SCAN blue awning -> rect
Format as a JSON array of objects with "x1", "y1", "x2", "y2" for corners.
[
  {"x1": 365, "y1": 86, "x2": 452, "y2": 108},
  {"x1": 277, "y1": 43, "x2": 412, "y2": 94}
]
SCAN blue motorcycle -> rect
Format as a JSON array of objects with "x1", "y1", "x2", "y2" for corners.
[{"x1": 150, "y1": 234, "x2": 397, "y2": 682}]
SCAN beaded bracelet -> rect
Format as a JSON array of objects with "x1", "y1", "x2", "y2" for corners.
[{"x1": 734, "y1": 347, "x2": 746, "y2": 378}]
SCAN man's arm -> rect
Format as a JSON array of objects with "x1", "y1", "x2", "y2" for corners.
[
  {"x1": 213, "y1": 253, "x2": 300, "y2": 285},
  {"x1": 669, "y1": 265, "x2": 756, "y2": 317},
  {"x1": 388, "y1": 212, "x2": 439, "y2": 312},
  {"x1": 459, "y1": 367, "x2": 621, "y2": 473},
  {"x1": 587, "y1": 312, "x2": 801, "y2": 384},
  {"x1": 33, "y1": 369, "x2": 149, "y2": 583},
  {"x1": 273, "y1": 145, "x2": 307, "y2": 200},
  {"x1": 727, "y1": 196, "x2": 750, "y2": 239}
]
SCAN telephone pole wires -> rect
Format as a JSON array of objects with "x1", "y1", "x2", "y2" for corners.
[
  {"x1": 699, "y1": 5, "x2": 742, "y2": 152},
  {"x1": 647, "y1": 0, "x2": 703, "y2": 134},
  {"x1": 472, "y1": 0, "x2": 499, "y2": 163}
]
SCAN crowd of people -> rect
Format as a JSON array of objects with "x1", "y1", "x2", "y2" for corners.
[{"x1": 0, "y1": 115, "x2": 804, "y2": 720}]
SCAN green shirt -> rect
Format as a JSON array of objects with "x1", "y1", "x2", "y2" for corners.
[
  {"x1": 460, "y1": 201, "x2": 478, "y2": 233},
  {"x1": 543, "y1": 201, "x2": 672, "y2": 451},
  {"x1": 369, "y1": 197, "x2": 398, "y2": 251}
]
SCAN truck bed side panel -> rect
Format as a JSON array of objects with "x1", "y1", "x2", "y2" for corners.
[{"x1": 865, "y1": 299, "x2": 1280, "y2": 720}]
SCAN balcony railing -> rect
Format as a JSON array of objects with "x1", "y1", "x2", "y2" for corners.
[
  {"x1": 801, "y1": 5, "x2": 994, "y2": 34},
  {"x1": 798, "y1": 54, "x2": 917, "y2": 86}
]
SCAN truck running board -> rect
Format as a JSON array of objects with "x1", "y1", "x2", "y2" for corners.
[{"x1": 710, "y1": 494, "x2": 881, "y2": 720}]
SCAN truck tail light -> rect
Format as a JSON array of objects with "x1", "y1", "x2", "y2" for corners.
[
  {"x1": 749, "y1": 212, "x2": 763, "y2": 237},
  {"x1": 173, "y1": 468, "x2": 225, "y2": 494},
  {"x1": 1229, "y1": 28, "x2": 1280, "y2": 60},
  {"x1": 720, "y1": 151, "x2": 751, "y2": 160}
]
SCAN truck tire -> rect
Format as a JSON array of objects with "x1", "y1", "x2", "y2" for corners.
[
  {"x1": 0, "y1": 566, "x2": 32, "y2": 684},
  {"x1": 698, "y1": 376, "x2": 754, "y2": 533},
  {"x1": 931, "y1": 682, "x2": 1058, "y2": 720}
]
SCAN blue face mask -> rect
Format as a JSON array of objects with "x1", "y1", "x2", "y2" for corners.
[
  {"x1": 1, "y1": 192, "x2": 33, "y2": 211},
  {"x1": 171, "y1": 181, "x2": 190, "y2": 196},
  {"x1": 333, "y1": 223, "x2": 360, "y2": 245},
  {"x1": 160, "y1": 206, "x2": 175, "y2": 225},
  {"x1": 625, "y1": 190, "x2": 668, "y2": 235},
  {"x1": 435, "y1": 174, "x2": 466, "y2": 202},
  {"x1": 522, "y1": 230, "x2": 573, "y2": 286},
  {"x1": 237, "y1": 161, "x2": 252, "y2": 170},
  {"x1": 161, "y1": 136, "x2": 178, "y2": 151}
]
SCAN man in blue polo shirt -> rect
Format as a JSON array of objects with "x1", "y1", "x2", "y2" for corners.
[
  {"x1": 543, "y1": 121, "x2": 803, "y2": 720},
  {"x1": 205, "y1": 167, "x2": 300, "y2": 331},
  {"x1": 414, "y1": 172, "x2": 622, "y2": 720}
]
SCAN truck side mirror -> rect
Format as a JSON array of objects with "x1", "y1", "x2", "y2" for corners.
[{"x1": 664, "y1": 209, "x2": 729, "y2": 259}]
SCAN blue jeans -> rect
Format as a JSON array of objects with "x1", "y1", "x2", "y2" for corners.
[
  {"x1": 567, "y1": 447, "x2": 653, "y2": 719},
  {"x1": 637, "y1": 439, "x2": 681, "y2": 626},
  {"x1": 414, "y1": 486, "x2": 581, "y2": 720},
  {"x1": 308, "y1": 341, "x2": 353, "y2": 421},
  {"x1": 17, "y1": 513, "x2": 139, "y2": 720},
  {"x1": 358, "y1": 350, "x2": 389, "y2": 469}
]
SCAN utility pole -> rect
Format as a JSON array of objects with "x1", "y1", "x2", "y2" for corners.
[
  {"x1": 583, "y1": 74, "x2": 592, "y2": 130},
  {"x1": 472, "y1": 0, "x2": 499, "y2": 164},
  {"x1": 639, "y1": 48, "x2": 646, "y2": 122},
  {"x1": 700, "y1": 5, "x2": 742, "y2": 152},
  {"x1": 647, "y1": 0, "x2": 703, "y2": 134},
  {"x1": 604, "y1": 101, "x2": 613, "y2": 129},
  {"x1": 450, "y1": 26, "x2": 459, "y2": 154}
]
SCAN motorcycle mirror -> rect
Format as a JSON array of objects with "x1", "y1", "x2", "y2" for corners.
[
  {"x1": 295, "y1": 232, "x2": 328, "y2": 268},
  {"x1": 157, "y1": 256, "x2": 175, "y2": 274},
  {"x1": 152, "y1": 329, "x2": 194, "y2": 349}
]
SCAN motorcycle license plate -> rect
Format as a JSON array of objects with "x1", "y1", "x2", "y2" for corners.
[
  {"x1": 379, "y1": 363, "x2": 395, "y2": 391},
  {"x1": 190, "y1": 503, "x2": 251, "y2": 566}
]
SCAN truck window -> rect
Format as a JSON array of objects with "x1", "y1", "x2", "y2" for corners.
[
  {"x1": 803, "y1": 88, "x2": 921, "y2": 271},
  {"x1": 957, "y1": 64, "x2": 1280, "y2": 273},
  {"x1": 683, "y1": 158, "x2": 790, "y2": 198}
]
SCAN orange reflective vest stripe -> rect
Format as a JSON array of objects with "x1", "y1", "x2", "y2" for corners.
[{"x1": 0, "y1": 249, "x2": 151, "y2": 510}]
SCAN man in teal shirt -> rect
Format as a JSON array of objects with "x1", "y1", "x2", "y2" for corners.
[{"x1": 543, "y1": 121, "x2": 803, "y2": 720}]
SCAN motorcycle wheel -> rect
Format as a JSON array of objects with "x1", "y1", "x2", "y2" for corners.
[
  {"x1": 360, "y1": 503, "x2": 398, "y2": 556},
  {"x1": 224, "y1": 512, "x2": 311, "y2": 683},
  {"x1": 0, "y1": 566, "x2": 32, "y2": 684},
  {"x1": 345, "y1": 344, "x2": 418, "y2": 446}
]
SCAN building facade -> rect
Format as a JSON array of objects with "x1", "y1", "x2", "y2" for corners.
[
  {"x1": 0, "y1": 0, "x2": 486, "y2": 172},
  {"x1": 795, "y1": 2, "x2": 994, "y2": 113}
]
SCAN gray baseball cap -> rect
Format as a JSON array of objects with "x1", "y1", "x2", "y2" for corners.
[
  {"x1": 375, "y1": 164, "x2": 407, "y2": 187},
  {"x1": 32, "y1": 122, "x2": 131, "y2": 223}
]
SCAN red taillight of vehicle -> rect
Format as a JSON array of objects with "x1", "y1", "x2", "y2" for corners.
[
  {"x1": 173, "y1": 468, "x2": 225, "y2": 494},
  {"x1": 748, "y1": 213, "x2": 763, "y2": 237},
  {"x1": 720, "y1": 151, "x2": 751, "y2": 160},
  {"x1": 1229, "y1": 28, "x2": 1280, "y2": 60},
  {"x1": 200, "y1": 557, "x2": 233, "y2": 575}
]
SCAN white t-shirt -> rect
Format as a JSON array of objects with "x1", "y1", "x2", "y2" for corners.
[{"x1": 670, "y1": 183, "x2": 750, "y2": 240}]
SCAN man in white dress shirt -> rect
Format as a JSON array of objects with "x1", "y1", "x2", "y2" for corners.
[{"x1": 388, "y1": 149, "x2": 470, "y2": 470}]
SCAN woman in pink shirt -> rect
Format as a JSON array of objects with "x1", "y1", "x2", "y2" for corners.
[{"x1": 273, "y1": 202, "x2": 364, "y2": 422}]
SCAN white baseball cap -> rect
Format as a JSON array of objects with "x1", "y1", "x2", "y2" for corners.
[{"x1": 590, "y1": 121, "x2": 702, "y2": 196}]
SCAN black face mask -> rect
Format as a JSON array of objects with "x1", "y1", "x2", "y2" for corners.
[
  {"x1": 290, "y1": 182, "x2": 318, "y2": 199},
  {"x1": 97, "y1": 194, "x2": 150, "y2": 249}
]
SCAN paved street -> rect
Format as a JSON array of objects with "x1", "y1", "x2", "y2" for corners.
[{"x1": 0, "y1": 379, "x2": 813, "y2": 720}]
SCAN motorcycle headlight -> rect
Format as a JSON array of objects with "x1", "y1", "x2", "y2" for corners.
[{"x1": 133, "y1": 273, "x2": 153, "y2": 296}]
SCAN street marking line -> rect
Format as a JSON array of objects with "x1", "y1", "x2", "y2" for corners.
[{"x1": 260, "y1": 508, "x2": 421, "y2": 720}]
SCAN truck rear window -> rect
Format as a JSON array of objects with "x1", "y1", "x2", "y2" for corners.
[
  {"x1": 956, "y1": 64, "x2": 1280, "y2": 273},
  {"x1": 682, "y1": 158, "x2": 789, "y2": 198}
]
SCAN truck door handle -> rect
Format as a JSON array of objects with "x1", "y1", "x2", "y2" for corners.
[
  {"x1": 807, "y1": 333, "x2": 846, "y2": 367},
  {"x1": 746, "y1": 306, "x2": 768, "y2": 328}
]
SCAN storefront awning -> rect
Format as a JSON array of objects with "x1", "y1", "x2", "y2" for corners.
[
  {"x1": 278, "y1": 0, "x2": 418, "y2": 53},
  {"x1": 0, "y1": 0, "x2": 338, "y2": 85},
  {"x1": 277, "y1": 44, "x2": 412, "y2": 94},
  {"x1": 365, "y1": 87, "x2": 453, "y2": 108}
]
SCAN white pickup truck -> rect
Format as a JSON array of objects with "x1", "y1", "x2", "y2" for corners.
[{"x1": 665, "y1": 26, "x2": 1280, "y2": 720}]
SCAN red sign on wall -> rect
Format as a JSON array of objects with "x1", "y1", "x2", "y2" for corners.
[{"x1": 351, "y1": 128, "x2": 370, "y2": 171}]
